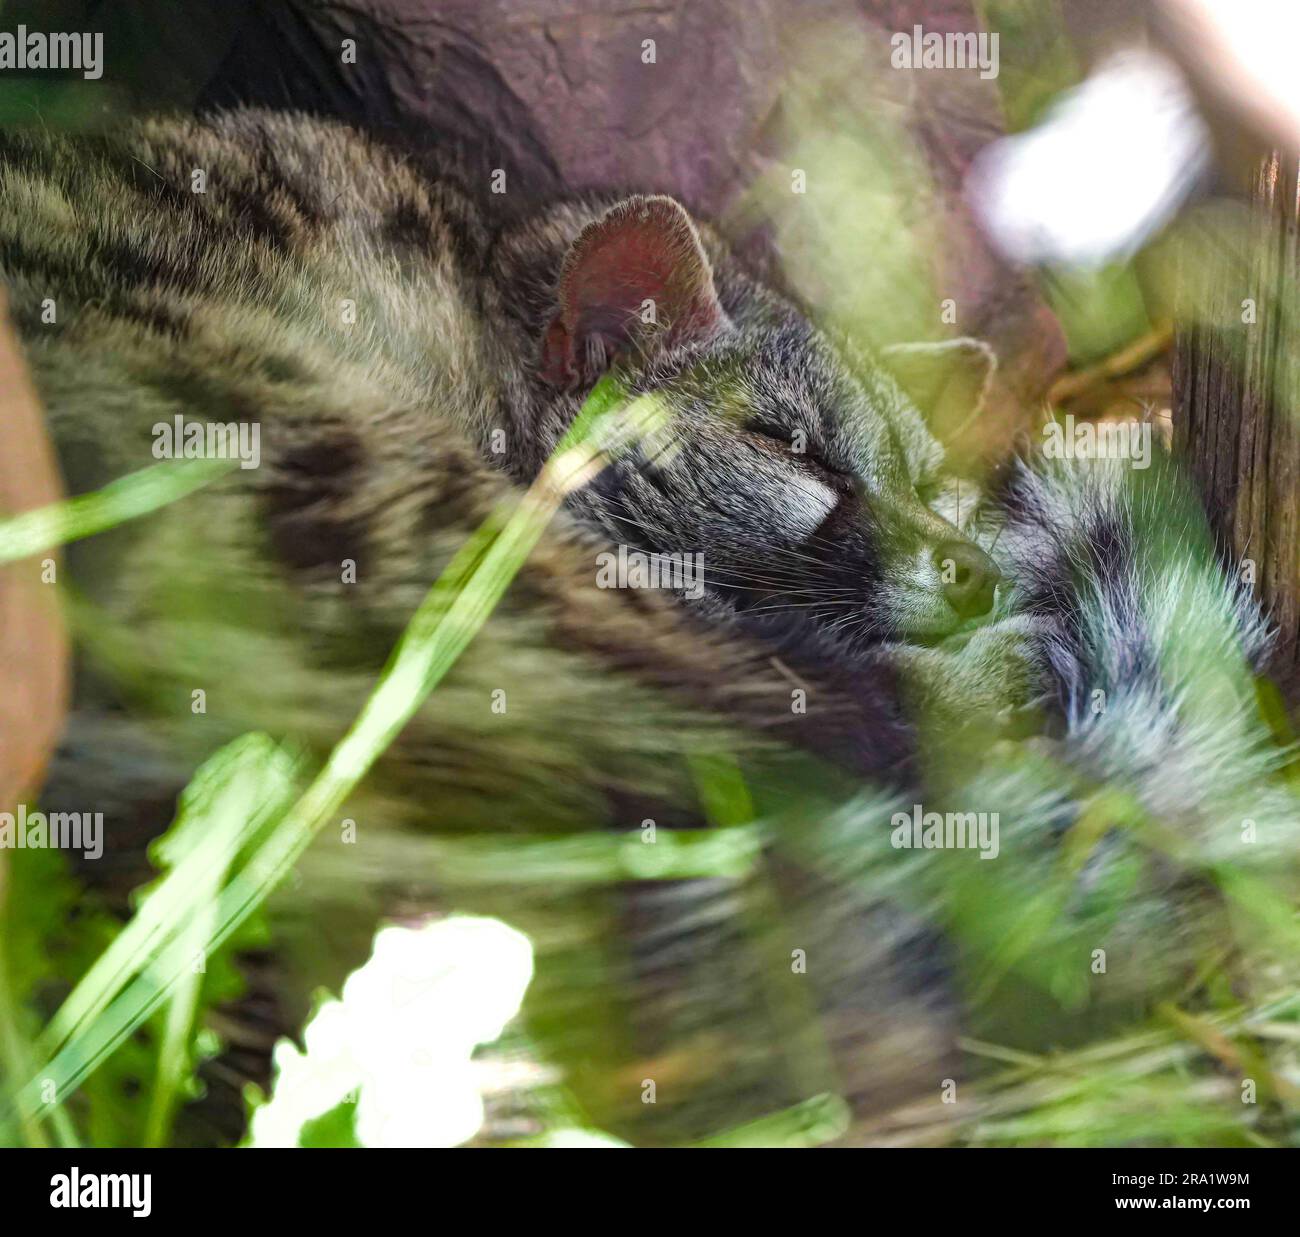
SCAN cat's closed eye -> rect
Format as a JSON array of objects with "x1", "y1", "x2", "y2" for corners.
[{"x1": 743, "y1": 423, "x2": 851, "y2": 487}]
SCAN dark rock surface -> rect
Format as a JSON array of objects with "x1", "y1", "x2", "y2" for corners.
[{"x1": 15, "y1": 0, "x2": 1066, "y2": 449}]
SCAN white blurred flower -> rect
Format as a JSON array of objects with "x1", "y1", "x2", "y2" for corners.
[
  {"x1": 968, "y1": 49, "x2": 1210, "y2": 267},
  {"x1": 248, "y1": 915, "x2": 534, "y2": 1148}
]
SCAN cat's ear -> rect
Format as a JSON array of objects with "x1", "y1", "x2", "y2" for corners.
[
  {"x1": 539, "y1": 196, "x2": 725, "y2": 390},
  {"x1": 881, "y1": 337, "x2": 997, "y2": 441}
]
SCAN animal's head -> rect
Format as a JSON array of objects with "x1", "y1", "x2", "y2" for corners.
[{"x1": 539, "y1": 195, "x2": 1000, "y2": 649}]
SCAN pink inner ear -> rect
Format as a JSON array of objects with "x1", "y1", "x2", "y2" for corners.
[
  {"x1": 541, "y1": 197, "x2": 724, "y2": 388},
  {"x1": 570, "y1": 225, "x2": 679, "y2": 324}
]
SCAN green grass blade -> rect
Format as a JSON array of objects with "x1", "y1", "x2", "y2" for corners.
[
  {"x1": 0, "y1": 458, "x2": 232, "y2": 565},
  {"x1": 12, "y1": 378, "x2": 660, "y2": 1131}
]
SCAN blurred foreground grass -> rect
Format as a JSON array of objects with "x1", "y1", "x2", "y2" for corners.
[
  {"x1": 0, "y1": 379, "x2": 858, "y2": 1147},
  {"x1": 2, "y1": 375, "x2": 1298, "y2": 1146}
]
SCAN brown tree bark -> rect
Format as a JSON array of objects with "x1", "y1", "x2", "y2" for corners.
[{"x1": 1174, "y1": 152, "x2": 1300, "y2": 705}]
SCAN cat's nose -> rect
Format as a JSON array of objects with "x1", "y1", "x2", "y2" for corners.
[{"x1": 933, "y1": 540, "x2": 999, "y2": 618}]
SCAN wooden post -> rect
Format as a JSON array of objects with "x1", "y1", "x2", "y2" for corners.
[{"x1": 1174, "y1": 152, "x2": 1300, "y2": 705}]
